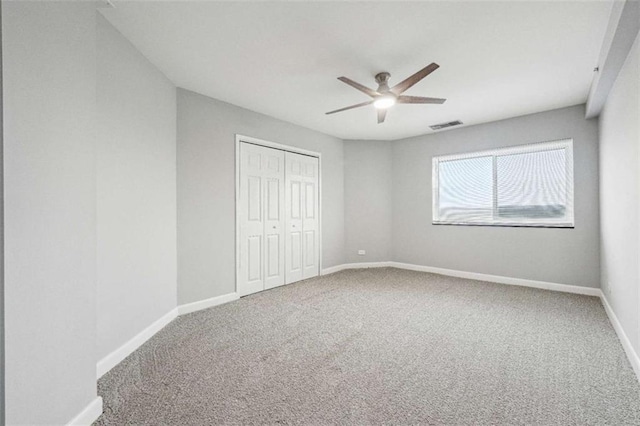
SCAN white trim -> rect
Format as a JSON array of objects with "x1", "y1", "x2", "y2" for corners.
[
  {"x1": 96, "y1": 308, "x2": 178, "y2": 378},
  {"x1": 319, "y1": 153, "x2": 323, "y2": 275},
  {"x1": 321, "y1": 264, "x2": 348, "y2": 275},
  {"x1": 66, "y1": 397, "x2": 103, "y2": 426},
  {"x1": 235, "y1": 137, "x2": 241, "y2": 294},
  {"x1": 97, "y1": 293, "x2": 241, "y2": 378},
  {"x1": 322, "y1": 262, "x2": 391, "y2": 275},
  {"x1": 389, "y1": 262, "x2": 600, "y2": 296},
  {"x1": 235, "y1": 134, "x2": 321, "y2": 158},
  {"x1": 600, "y1": 294, "x2": 640, "y2": 380},
  {"x1": 178, "y1": 292, "x2": 239, "y2": 315},
  {"x1": 323, "y1": 261, "x2": 600, "y2": 296}
]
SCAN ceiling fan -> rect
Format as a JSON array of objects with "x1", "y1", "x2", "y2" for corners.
[{"x1": 326, "y1": 63, "x2": 446, "y2": 124}]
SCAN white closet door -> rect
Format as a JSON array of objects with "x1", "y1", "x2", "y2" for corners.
[
  {"x1": 285, "y1": 154, "x2": 304, "y2": 284},
  {"x1": 238, "y1": 143, "x2": 285, "y2": 296},
  {"x1": 285, "y1": 152, "x2": 319, "y2": 283},
  {"x1": 262, "y1": 150, "x2": 286, "y2": 291},
  {"x1": 300, "y1": 156, "x2": 320, "y2": 279}
]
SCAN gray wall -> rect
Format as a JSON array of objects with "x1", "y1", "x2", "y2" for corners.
[
  {"x1": 3, "y1": 2, "x2": 99, "y2": 423},
  {"x1": 599, "y1": 33, "x2": 639, "y2": 351},
  {"x1": 177, "y1": 89, "x2": 345, "y2": 304},
  {"x1": 0, "y1": 1, "x2": 4, "y2": 423},
  {"x1": 391, "y1": 105, "x2": 600, "y2": 288},
  {"x1": 344, "y1": 140, "x2": 392, "y2": 263},
  {"x1": 96, "y1": 16, "x2": 177, "y2": 362}
]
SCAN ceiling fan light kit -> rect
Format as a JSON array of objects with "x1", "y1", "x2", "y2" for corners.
[
  {"x1": 326, "y1": 63, "x2": 447, "y2": 123},
  {"x1": 373, "y1": 94, "x2": 396, "y2": 109}
]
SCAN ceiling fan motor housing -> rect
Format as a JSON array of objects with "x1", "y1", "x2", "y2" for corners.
[{"x1": 375, "y1": 72, "x2": 391, "y2": 93}]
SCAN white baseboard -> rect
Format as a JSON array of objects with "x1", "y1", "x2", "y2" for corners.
[
  {"x1": 389, "y1": 262, "x2": 602, "y2": 297},
  {"x1": 97, "y1": 292, "x2": 239, "y2": 378},
  {"x1": 97, "y1": 308, "x2": 178, "y2": 379},
  {"x1": 322, "y1": 262, "x2": 391, "y2": 275},
  {"x1": 177, "y1": 292, "x2": 239, "y2": 315},
  {"x1": 67, "y1": 396, "x2": 103, "y2": 426},
  {"x1": 600, "y1": 294, "x2": 640, "y2": 380},
  {"x1": 321, "y1": 264, "x2": 347, "y2": 274},
  {"x1": 324, "y1": 261, "x2": 600, "y2": 297}
]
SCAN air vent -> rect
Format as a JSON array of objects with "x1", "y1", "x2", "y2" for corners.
[
  {"x1": 96, "y1": 0, "x2": 115, "y2": 9},
  {"x1": 430, "y1": 120, "x2": 463, "y2": 131}
]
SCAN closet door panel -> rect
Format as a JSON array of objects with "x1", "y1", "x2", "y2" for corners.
[
  {"x1": 301, "y1": 159, "x2": 319, "y2": 279},
  {"x1": 285, "y1": 154, "x2": 304, "y2": 284},
  {"x1": 261, "y1": 149, "x2": 285, "y2": 290},
  {"x1": 285, "y1": 152, "x2": 319, "y2": 283},
  {"x1": 238, "y1": 143, "x2": 285, "y2": 296}
]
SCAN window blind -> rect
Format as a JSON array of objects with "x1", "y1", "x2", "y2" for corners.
[{"x1": 432, "y1": 139, "x2": 574, "y2": 227}]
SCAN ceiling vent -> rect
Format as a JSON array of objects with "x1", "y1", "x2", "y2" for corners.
[
  {"x1": 96, "y1": 0, "x2": 115, "y2": 9},
  {"x1": 430, "y1": 120, "x2": 463, "y2": 131}
]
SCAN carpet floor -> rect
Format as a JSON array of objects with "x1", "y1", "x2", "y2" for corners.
[{"x1": 95, "y1": 268, "x2": 640, "y2": 425}]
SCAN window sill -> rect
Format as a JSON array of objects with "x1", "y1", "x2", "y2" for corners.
[{"x1": 432, "y1": 222, "x2": 575, "y2": 229}]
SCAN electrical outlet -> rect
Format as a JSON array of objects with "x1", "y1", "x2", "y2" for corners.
[{"x1": 358, "y1": 250, "x2": 366, "y2": 256}]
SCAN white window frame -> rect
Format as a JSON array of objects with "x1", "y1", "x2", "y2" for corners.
[{"x1": 432, "y1": 139, "x2": 574, "y2": 228}]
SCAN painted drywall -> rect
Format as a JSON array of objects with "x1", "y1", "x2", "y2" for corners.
[
  {"x1": 586, "y1": 0, "x2": 640, "y2": 118},
  {"x1": 177, "y1": 89, "x2": 345, "y2": 305},
  {"x1": 344, "y1": 140, "x2": 392, "y2": 263},
  {"x1": 3, "y1": 2, "x2": 99, "y2": 424},
  {"x1": 391, "y1": 105, "x2": 600, "y2": 288},
  {"x1": 0, "y1": 2, "x2": 5, "y2": 423},
  {"x1": 96, "y1": 16, "x2": 177, "y2": 362},
  {"x1": 599, "y1": 33, "x2": 640, "y2": 351}
]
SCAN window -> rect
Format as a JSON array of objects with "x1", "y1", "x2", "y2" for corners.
[{"x1": 432, "y1": 139, "x2": 574, "y2": 227}]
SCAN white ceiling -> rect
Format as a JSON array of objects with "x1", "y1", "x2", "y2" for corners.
[{"x1": 102, "y1": 1, "x2": 612, "y2": 140}]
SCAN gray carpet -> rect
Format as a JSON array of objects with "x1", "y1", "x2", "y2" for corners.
[{"x1": 95, "y1": 268, "x2": 640, "y2": 425}]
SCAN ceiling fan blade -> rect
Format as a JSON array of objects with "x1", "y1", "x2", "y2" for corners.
[
  {"x1": 337, "y1": 77, "x2": 380, "y2": 98},
  {"x1": 325, "y1": 100, "x2": 373, "y2": 115},
  {"x1": 377, "y1": 109, "x2": 387, "y2": 124},
  {"x1": 397, "y1": 95, "x2": 446, "y2": 104},
  {"x1": 391, "y1": 63, "x2": 440, "y2": 95}
]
